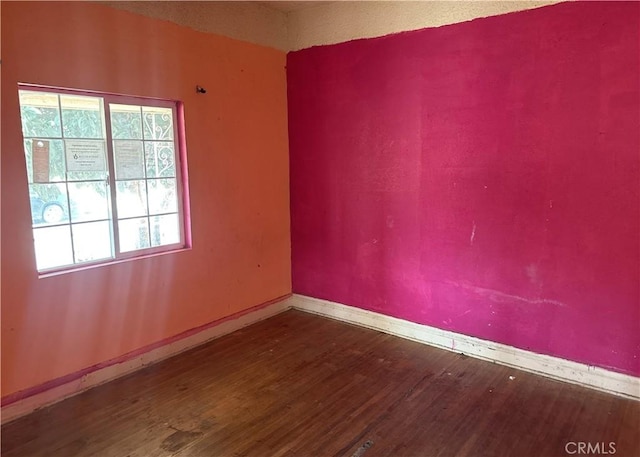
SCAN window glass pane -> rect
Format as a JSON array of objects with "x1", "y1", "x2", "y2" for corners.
[
  {"x1": 147, "y1": 179, "x2": 177, "y2": 215},
  {"x1": 29, "y1": 183, "x2": 69, "y2": 226},
  {"x1": 119, "y1": 217, "x2": 150, "y2": 252},
  {"x1": 24, "y1": 139, "x2": 66, "y2": 183},
  {"x1": 60, "y1": 95, "x2": 104, "y2": 139},
  {"x1": 64, "y1": 139, "x2": 107, "y2": 174},
  {"x1": 67, "y1": 170, "x2": 109, "y2": 181},
  {"x1": 33, "y1": 225, "x2": 73, "y2": 270},
  {"x1": 143, "y1": 107, "x2": 173, "y2": 140},
  {"x1": 72, "y1": 221, "x2": 113, "y2": 263},
  {"x1": 116, "y1": 180, "x2": 148, "y2": 218},
  {"x1": 145, "y1": 142, "x2": 176, "y2": 178},
  {"x1": 151, "y1": 214, "x2": 180, "y2": 247},
  {"x1": 114, "y1": 140, "x2": 145, "y2": 179},
  {"x1": 19, "y1": 91, "x2": 61, "y2": 138},
  {"x1": 68, "y1": 182, "x2": 110, "y2": 223},
  {"x1": 64, "y1": 138, "x2": 109, "y2": 180},
  {"x1": 110, "y1": 104, "x2": 143, "y2": 140}
]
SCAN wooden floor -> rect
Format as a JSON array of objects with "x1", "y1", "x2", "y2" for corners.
[{"x1": 2, "y1": 310, "x2": 638, "y2": 457}]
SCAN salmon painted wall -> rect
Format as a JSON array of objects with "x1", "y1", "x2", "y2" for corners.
[
  {"x1": 1, "y1": 2, "x2": 291, "y2": 397},
  {"x1": 288, "y1": 2, "x2": 640, "y2": 375}
]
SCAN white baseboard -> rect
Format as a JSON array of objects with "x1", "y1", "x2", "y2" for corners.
[
  {"x1": 1, "y1": 297, "x2": 290, "y2": 425},
  {"x1": 288, "y1": 294, "x2": 640, "y2": 400}
]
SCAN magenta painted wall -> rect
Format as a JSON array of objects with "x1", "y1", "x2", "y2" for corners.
[{"x1": 287, "y1": 2, "x2": 640, "y2": 376}]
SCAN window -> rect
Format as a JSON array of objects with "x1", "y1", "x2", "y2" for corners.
[{"x1": 18, "y1": 85, "x2": 189, "y2": 273}]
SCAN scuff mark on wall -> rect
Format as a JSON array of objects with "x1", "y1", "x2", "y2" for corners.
[
  {"x1": 525, "y1": 263, "x2": 542, "y2": 288},
  {"x1": 446, "y1": 281, "x2": 567, "y2": 307},
  {"x1": 470, "y1": 221, "x2": 477, "y2": 246}
]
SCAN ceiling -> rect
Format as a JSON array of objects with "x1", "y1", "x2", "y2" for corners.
[
  {"x1": 257, "y1": 1, "x2": 334, "y2": 13},
  {"x1": 105, "y1": 1, "x2": 562, "y2": 52}
]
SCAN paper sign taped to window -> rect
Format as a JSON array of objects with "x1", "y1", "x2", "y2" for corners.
[
  {"x1": 65, "y1": 140, "x2": 106, "y2": 172},
  {"x1": 32, "y1": 139, "x2": 50, "y2": 183},
  {"x1": 114, "y1": 140, "x2": 144, "y2": 179}
]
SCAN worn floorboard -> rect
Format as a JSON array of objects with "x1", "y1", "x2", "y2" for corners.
[{"x1": 2, "y1": 310, "x2": 638, "y2": 457}]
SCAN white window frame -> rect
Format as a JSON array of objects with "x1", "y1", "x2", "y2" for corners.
[{"x1": 18, "y1": 84, "x2": 191, "y2": 275}]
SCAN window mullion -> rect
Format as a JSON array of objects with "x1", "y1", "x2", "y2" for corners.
[
  {"x1": 144, "y1": 163, "x2": 152, "y2": 248},
  {"x1": 57, "y1": 93, "x2": 78, "y2": 263},
  {"x1": 103, "y1": 99, "x2": 121, "y2": 258}
]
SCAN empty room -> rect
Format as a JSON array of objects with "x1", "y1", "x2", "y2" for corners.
[{"x1": 1, "y1": 1, "x2": 638, "y2": 456}]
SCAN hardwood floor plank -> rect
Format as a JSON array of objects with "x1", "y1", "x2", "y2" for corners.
[{"x1": 2, "y1": 310, "x2": 638, "y2": 457}]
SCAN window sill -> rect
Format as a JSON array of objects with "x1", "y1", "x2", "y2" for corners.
[{"x1": 38, "y1": 245, "x2": 192, "y2": 278}]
